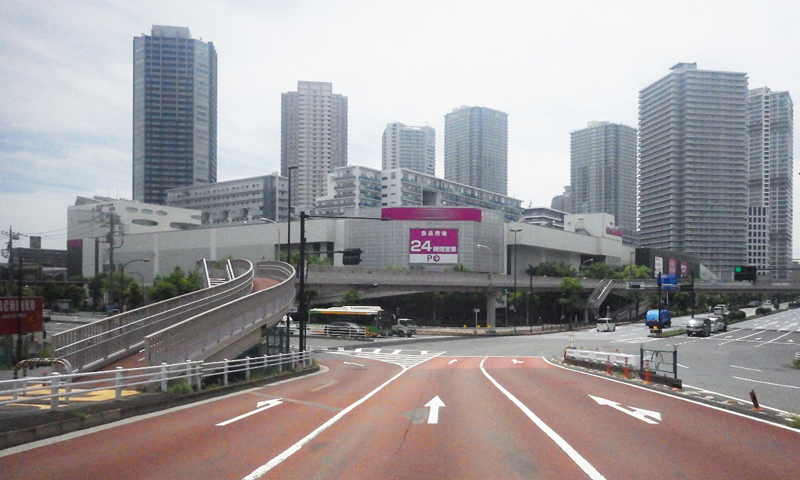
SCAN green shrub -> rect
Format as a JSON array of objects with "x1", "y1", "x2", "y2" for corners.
[{"x1": 168, "y1": 383, "x2": 194, "y2": 394}]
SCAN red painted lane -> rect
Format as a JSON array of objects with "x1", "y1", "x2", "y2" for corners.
[
  {"x1": 260, "y1": 356, "x2": 596, "y2": 480},
  {"x1": 0, "y1": 357, "x2": 401, "y2": 480},
  {"x1": 483, "y1": 357, "x2": 800, "y2": 480}
]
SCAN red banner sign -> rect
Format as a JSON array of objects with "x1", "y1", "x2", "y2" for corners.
[{"x1": 0, "y1": 297, "x2": 44, "y2": 335}]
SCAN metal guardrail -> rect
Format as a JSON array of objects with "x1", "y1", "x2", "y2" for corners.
[
  {"x1": 144, "y1": 261, "x2": 295, "y2": 365},
  {"x1": 52, "y1": 259, "x2": 255, "y2": 372},
  {"x1": 0, "y1": 350, "x2": 313, "y2": 411}
]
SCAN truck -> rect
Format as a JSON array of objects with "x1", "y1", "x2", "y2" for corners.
[
  {"x1": 645, "y1": 309, "x2": 671, "y2": 330},
  {"x1": 713, "y1": 304, "x2": 729, "y2": 318},
  {"x1": 392, "y1": 318, "x2": 417, "y2": 337}
]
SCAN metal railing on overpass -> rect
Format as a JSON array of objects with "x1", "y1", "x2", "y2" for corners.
[
  {"x1": 52, "y1": 259, "x2": 255, "y2": 372},
  {"x1": 0, "y1": 349, "x2": 312, "y2": 412},
  {"x1": 144, "y1": 261, "x2": 295, "y2": 365}
]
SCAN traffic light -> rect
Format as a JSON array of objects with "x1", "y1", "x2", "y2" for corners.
[
  {"x1": 734, "y1": 265, "x2": 757, "y2": 282},
  {"x1": 342, "y1": 248, "x2": 363, "y2": 265}
]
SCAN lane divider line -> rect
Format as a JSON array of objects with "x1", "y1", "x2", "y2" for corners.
[
  {"x1": 243, "y1": 352, "x2": 443, "y2": 479},
  {"x1": 479, "y1": 357, "x2": 607, "y2": 480}
]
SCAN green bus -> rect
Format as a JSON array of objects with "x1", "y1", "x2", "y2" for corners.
[{"x1": 307, "y1": 306, "x2": 395, "y2": 337}]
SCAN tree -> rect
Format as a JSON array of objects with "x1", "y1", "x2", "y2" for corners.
[
  {"x1": 621, "y1": 264, "x2": 652, "y2": 279},
  {"x1": 527, "y1": 261, "x2": 578, "y2": 278},
  {"x1": 148, "y1": 266, "x2": 201, "y2": 302},
  {"x1": 557, "y1": 277, "x2": 584, "y2": 329},
  {"x1": 339, "y1": 291, "x2": 361, "y2": 305},
  {"x1": 581, "y1": 262, "x2": 624, "y2": 280}
]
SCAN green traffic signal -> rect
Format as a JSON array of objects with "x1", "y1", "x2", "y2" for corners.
[{"x1": 734, "y1": 266, "x2": 744, "y2": 273}]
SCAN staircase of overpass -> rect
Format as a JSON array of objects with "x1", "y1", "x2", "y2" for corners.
[{"x1": 51, "y1": 260, "x2": 296, "y2": 373}]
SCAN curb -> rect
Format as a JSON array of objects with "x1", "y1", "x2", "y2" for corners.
[{"x1": 0, "y1": 365, "x2": 319, "y2": 451}]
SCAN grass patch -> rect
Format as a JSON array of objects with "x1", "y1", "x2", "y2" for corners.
[{"x1": 787, "y1": 415, "x2": 800, "y2": 429}]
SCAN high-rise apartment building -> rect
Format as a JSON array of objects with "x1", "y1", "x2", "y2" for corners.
[
  {"x1": 133, "y1": 25, "x2": 217, "y2": 205},
  {"x1": 570, "y1": 121, "x2": 637, "y2": 235},
  {"x1": 281, "y1": 81, "x2": 348, "y2": 212},
  {"x1": 444, "y1": 106, "x2": 508, "y2": 195},
  {"x1": 747, "y1": 87, "x2": 793, "y2": 279},
  {"x1": 382, "y1": 123, "x2": 435, "y2": 175},
  {"x1": 638, "y1": 63, "x2": 749, "y2": 277}
]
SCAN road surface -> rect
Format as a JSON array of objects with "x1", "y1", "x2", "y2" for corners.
[{"x1": 3, "y1": 349, "x2": 798, "y2": 479}]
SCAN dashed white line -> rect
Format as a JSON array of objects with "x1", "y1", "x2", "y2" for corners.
[
  {"x1": 730, "y1": 365, "x2": 762, "y2": 372},
  {"x1": 733, "y1": 377, "x2": 800, "y2": 389}
]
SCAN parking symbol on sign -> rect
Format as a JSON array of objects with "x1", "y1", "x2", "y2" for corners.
[{"x1": 427, "y1": 255, "x2": 440, "y2": 262}]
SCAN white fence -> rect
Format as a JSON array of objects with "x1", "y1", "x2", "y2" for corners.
[
  {"x1": 0, "y1": 351, "x2": 313, "y2": 412},
  {"x1": 565, "y1": 348, "x2": 640, "y2": 369}
]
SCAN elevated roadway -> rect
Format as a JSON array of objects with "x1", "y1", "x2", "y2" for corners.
[{"x1": 306, "y1": 265, "x2": 800, "y2": 302}]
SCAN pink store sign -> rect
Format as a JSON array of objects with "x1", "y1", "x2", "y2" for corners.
[{"x1": 409, "y1": 228, "x2": 459, "y2": 264}]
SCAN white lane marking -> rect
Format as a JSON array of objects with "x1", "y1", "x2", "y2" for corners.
[
  {"x1": 718, "y1": 330, "x2": 764, "y2": 345},
  {"x1": 0, "y1": 366, "x2": 333, "y2": 458},
  {"x1": 677, "y1": 364, "x2": 689, "y2": 369},
  {"x1": 480, "y1": 357, "x2": 607, "y2": 480},
  {"x1": 243, "y1": 353, "x2": 442, "y2": 479},
  {"x1": 448, "y1": 359, "x2": 458, "y2": 365},
  {"x1": 425, "y1": 396, "x2": 445, "y2": 424},
  {"x1": 391, "y1": 349, "x2": 402, "y2": 355},
  {"x1": 543, "y1": 358, "x2": 800, "y2": 430},
  {"x1": 588, "y1": 395, "x2": 661, "y2": 424},
  {"x1": 216, "y1": 399, "x2": 283, "y2": 427},
  {"x1": 756, "y1": 331, "x2": 793, "y2": 347},
  {"x1": 373, "y1": 349, "x2": 382, "y2": 354},
  {"x1": 512, "y1": 359, "x2": 524, "y2": 364},
  {"x1": 343, "y1": 361, "x2": 364, "y2": 367},
  {"x1": 730, "y1": 365, "x2": 762, "y2": 372},
  {"x1": 733, "y1": 377, "x2": 800, "y2": 389}
]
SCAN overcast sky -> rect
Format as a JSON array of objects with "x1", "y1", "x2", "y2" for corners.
[{"x1": 2, "y1": 0, "x2": 800, "y2": 254}]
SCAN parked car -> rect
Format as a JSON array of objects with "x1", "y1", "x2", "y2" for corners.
[
  {"x1": 709, "y1": 315, "x2": 726, "y2": 333},
  {"x1": 324, "y1": 321, "x2": 366, "y2": 337},
  {"x1": 596, "y1": 317, "x2": 616, "y2": 332},
  {"x1": 685, "y1": 316, "x2": 712, "y2": 337}
]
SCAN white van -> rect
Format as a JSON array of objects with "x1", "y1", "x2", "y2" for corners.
[{"x1": 596, "y1": 317, "x2": 616, "y2": 332}]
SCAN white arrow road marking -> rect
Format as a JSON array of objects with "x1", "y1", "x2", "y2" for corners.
[
  {"x1": 425, "y1": 396, "x2": 445, "y2": 424},
  {"x1": 589, "y1": 395, "x2": 661, "y2": 425},
  {"x1": 343, "y1": 361, "x2": 364, "y2": 367},
  {"x1": 448, "y1": 359, "x2": 458, "y2": 365},
  {"x1": 512, "y1": 359, "x2": 524, "y2": 364},
  {"x1": 216, "y1": 399, "x2": 283, "y2": 426}
]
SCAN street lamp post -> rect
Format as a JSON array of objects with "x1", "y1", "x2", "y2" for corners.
[
  {"x1": 510, "y1": 228, "x2": 521, "y2": 325},
  {"x1": 286, "y1": 165, "x2": 298, "y2": 266},
  {"x1": 476, "y1": 244, "x2": 493, "y2": 273},
  {"x1": 260, "y1": 218, "x2": 281, "y2": 261},
  {"x1": 581, "y1": 258, "x2": 595, "y2": 270},
  {"x1": 119, "y1": 259, "x2": 150, "y2": 311},
  {"x1": 130, "y1": 271, "x2": 145, "y2": 307}
]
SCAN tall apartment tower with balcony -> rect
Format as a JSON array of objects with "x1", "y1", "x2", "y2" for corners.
[
  {"x1": 281, "y1": 81, "x2": 348, "y2": 213},
  {"x1": 133, "y1": 25, "x2": 217, "y2": 205},
  {"x1": 570, "y1": 121, "x2": 637, "y2": 238},
  {"x1": 747, "y1": 87, "x2": 793, "y2": 279},
  {"x1": 638, "y1": 63, "x2": 749, "y2": 278},
  {"x1": 444, "y1": 106, "x2": 508, "y2": 195},
  {"x1": 382, "y1": 123, "x2": 436, "y2": 176}
]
